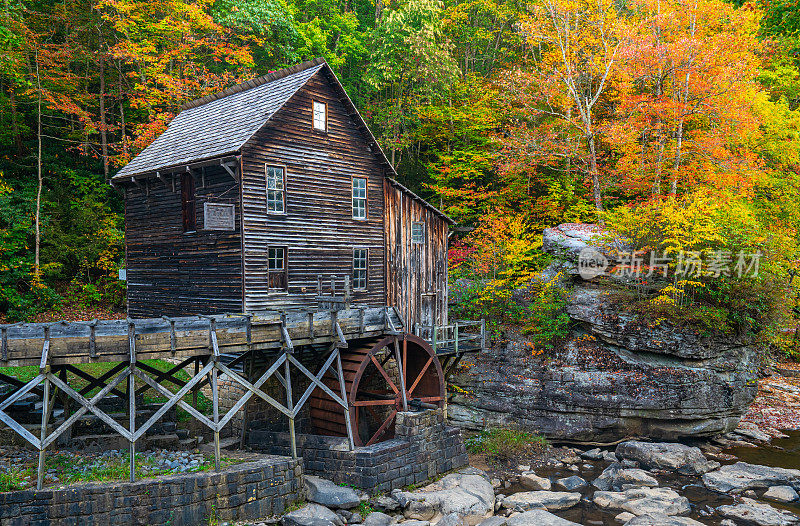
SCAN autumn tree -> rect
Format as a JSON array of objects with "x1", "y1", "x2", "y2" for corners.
[{"x1": 515, "y1": 0, "x2": 623, "y2": 212}]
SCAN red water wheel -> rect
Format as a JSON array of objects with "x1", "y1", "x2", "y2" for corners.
[{"x1": 309, "y1": 334, "x2": 445, "y2": 446}]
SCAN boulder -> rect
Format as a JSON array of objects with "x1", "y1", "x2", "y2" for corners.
[
  {"x1": 717, "y1": 497, "x2": 799, "y2": 526},
  {"x1": 594, "y1": 488, "x2": 690, "y2": 517},
  {"x1": 542, "y1": 223, "x2": 618, "y2": 267},
  {"x1": 702, "y1": 463, "x2": 800, "y2": 493},
  {"x1": 363, "y1": 512, "x2": 396, "y2": 526},
  {"x1": 374, "y1": 496, "x2": 401, "y2": 512},
  {"x1": 436, "y1": 514, "x2": 468, "y2": 526},
  {"x1": 615, "y1": 442, "x2": 719, "y2": 475},
  {"x1": 581, "y1": 448, "x2": 604, "y2": 460},
  {"x1": 501, "y1": 491, "x2": 581, "y2": 512},
  {"x1": 555, "y1": 476, "x2": 587, "y2": 491},
  {"x1": 505, "y1": 510, "x2": 582, "y2": 526},
  {"x1": 476, "y1": 517, "x2": 506, "y2": 526},
  {"x1": 593, "y1": 463, "x2": 659, "y2": 492},
  {"x1": 305, "y1": 476, "x2": 361, "y2": 509},
  {"x1": 623, "y1": 514, "x2": 707, "y2": 526},
  {"x1": 394, "y1": 472, "x2": 495, "y2": 525},
  {"x1": 519, "y1": 472, "x2": 551, "y2": 491},
  {"x1": 763, "y1": 486, "x2": 800, "y2": 503},
  {"x1": 283, "y1": 504, "x2": 345, "y2": 526}
]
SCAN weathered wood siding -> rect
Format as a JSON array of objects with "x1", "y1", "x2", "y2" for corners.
[
  {"x1": 385, "y1": 180, "x2": 449, "y2": 331},
  {"x1": 240, "y1": 69, "x2": 386, "y2": 311},
  {"x1": 124, "y1": 166, "x2": 244, "y2": 317}
]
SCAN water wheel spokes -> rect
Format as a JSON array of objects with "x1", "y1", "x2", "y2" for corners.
[{"x1": 309, "y1": 334, "x2": 445, "y2": 446}]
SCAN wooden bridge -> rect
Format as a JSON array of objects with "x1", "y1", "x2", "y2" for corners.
[{"x1": 0, "y1": 305, "x2": 485, "y2": 491}]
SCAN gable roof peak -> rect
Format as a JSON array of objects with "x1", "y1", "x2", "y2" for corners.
[{"x1": 180, "y1": 57, "x2": 328, "y2": 112}]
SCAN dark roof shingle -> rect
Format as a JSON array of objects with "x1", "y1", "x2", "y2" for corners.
[{"x1": 113, "y1": 60, "x2": 325, "y2": 180}]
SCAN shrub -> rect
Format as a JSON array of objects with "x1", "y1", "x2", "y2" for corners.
[
  {"x1": 602, "y1": 189, "x2": 798, "y2": 340},
  {"x1": 465, "y1": 427, "x2": 548, "y2": 461}
]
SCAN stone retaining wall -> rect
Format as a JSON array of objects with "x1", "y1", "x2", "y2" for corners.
[
  {"x1": 0, "y1": 455, "x2": 302, "y2": 526},
  {"x1": 249, "y1": 409, "x2": 468, "y2": 493}
]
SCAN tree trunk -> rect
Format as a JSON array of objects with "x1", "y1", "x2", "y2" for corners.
[
  {"x1": 35, "y1": 51, "x2": 43, "y2": 278},
  {"x1": 670, "y1": 119, "x2": 684, "y2": 195},
  {"x1": 588, "y1": 134, "x2": 603, "y2": 212},
  {"x1": 99, "y1": 53, "x2": 109, "y2": 179},
  {"x1": 654, "y1": 135, "x2": 665, "y2": 196},
  {"x1": 119, "y1": 60, "x2": 128, "y2": 158}
]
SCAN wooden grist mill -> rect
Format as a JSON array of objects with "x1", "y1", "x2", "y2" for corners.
[{"x1": 0, "y1": 58, "x2": 485, "y2": 490}]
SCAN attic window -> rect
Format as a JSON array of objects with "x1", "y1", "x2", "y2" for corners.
[
  {"x1": 313, "y1": 100, "x2": 327, "y2": 131},
  {"x1": 266, "y1": 165, "x2": 286, "y2": 214},
  {"x1": 412, "y1": 222, "x2": 425, "y2": 244}
]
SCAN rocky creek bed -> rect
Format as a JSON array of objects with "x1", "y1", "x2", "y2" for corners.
[{"x1": 216, "y1": 428, "x2": 800, "y2": 526}]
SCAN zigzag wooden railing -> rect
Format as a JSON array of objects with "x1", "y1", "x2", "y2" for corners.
[{"x1": 0, "y1": 307, "x2": 401, "y2": 489}]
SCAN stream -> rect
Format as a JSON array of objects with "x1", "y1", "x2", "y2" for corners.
[{"x1": 498, "y1": 433, "x2": 800, "y2": 525}]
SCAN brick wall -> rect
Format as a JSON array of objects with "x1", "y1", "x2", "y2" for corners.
[
  {"x1": 0, "y1": 455, "x2": 302, "y2": 526},
  {"x1": 249, "y1": 409, "x2": 468, "y2": 493}
]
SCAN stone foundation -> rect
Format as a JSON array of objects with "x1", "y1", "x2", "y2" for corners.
[
  {"x1": 0, "y1": 455, "x2": 302, "y2": 526},
  {"x1": 249, "y1": 409, "x2": 468, "y2": 493}
]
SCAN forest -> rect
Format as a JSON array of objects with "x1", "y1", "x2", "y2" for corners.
[{"x1": 0, "y1": 0, "x2": 799, "y2": 355}]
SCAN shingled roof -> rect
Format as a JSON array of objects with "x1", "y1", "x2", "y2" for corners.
[
  {"x1": 112, "y1": 58, "x2": 453, "y2": 224},
  {"x1": 113, "y1": 58, "x2": 326, "y2": 180}
]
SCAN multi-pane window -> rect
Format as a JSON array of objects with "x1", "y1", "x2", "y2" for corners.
[
  {"x1": 353, "y1": 248, "x2": 368, "y2": 290},
  {"x1": 313, "y1": 101, "x2": 327, "y2": 131},
  {"x1": 181, "y1": 172, "x2": 196, "y2": 232},
  {"x1": 352, "y1": 177, "x2": 367, "y2": 219},
  {"x1": 268, "y1": 247, "x2": 287, "y2": 292},
  {"x1": 266, "y1": 165, "x2": 285, "y2": 213},
  {"x1": 411, "y1": 222, "x2": 425, "y2": 244}
]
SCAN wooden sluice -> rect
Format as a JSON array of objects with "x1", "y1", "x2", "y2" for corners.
[{"x1": 0, "y1": 305, "x2": 405, "y2": 490}]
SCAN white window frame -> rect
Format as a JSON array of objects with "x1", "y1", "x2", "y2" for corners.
[
  {"x1": 352, "y1": 177, "x2": 367, "y2": 220},
  {"x1": 353, "y1": 248, "x2": 368, "y2": 291},
  {"x1": 313, "y1": 100, "x2": 327, "y2": 132},
  {"x1": 266, "y1": 164, "x2": 286, "y2": 214}
]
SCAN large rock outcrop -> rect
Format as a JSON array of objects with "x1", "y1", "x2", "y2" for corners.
[{"x1": 448, "y1": 223, "x2": 759, "y2": 442}]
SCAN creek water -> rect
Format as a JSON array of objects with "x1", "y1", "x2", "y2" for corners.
[{"x1": 502, "y1": 433, "x2": 800, "y2": 525}]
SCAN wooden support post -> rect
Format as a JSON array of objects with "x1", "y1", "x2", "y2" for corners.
[
  {"x1": 1, "y1": 326, "x2": 8, "y2": 362},
  {"x1": 480, "y1": 319, "x2": 486, "y2": 350},
  {"x1": 335, "y1": 350, "x2": 355, "y2": 451},
  {"x1": 206, "y1": 317, "x2": 221, "y2": 471},
  {"x1": 393, "y1": 337, "x2": 408, "y2": 412},
  {"x1": 284, "y1": 354, "x2": 297, "y2": 459},
  {"x1": 88, "y1": 320, "x2": 97, "y2": 358},
  {"x1": 37, "y1": 376, "x2": 50, "y2": 490},
  {"x1": 37, "y1": 325, "x2": 51, "y2": 491},
  {"x1": 212, "y1": 364, "x2": 220, "y2": 470},
  {"x1": 128, "y1": 320, "x2": 137, "y2": 482}
]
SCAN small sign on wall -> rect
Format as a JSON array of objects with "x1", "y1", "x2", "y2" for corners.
[{"x1": 204, "y1": 202, "x2": 236, "y2": 231}]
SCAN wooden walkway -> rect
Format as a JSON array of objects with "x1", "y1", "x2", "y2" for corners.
[
  {"x1": 0, "y1": 306, "x2": 404, "y2": 367},
  {"x1": 0, "y1": 306, "x2": 487, "y2": 491}
]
